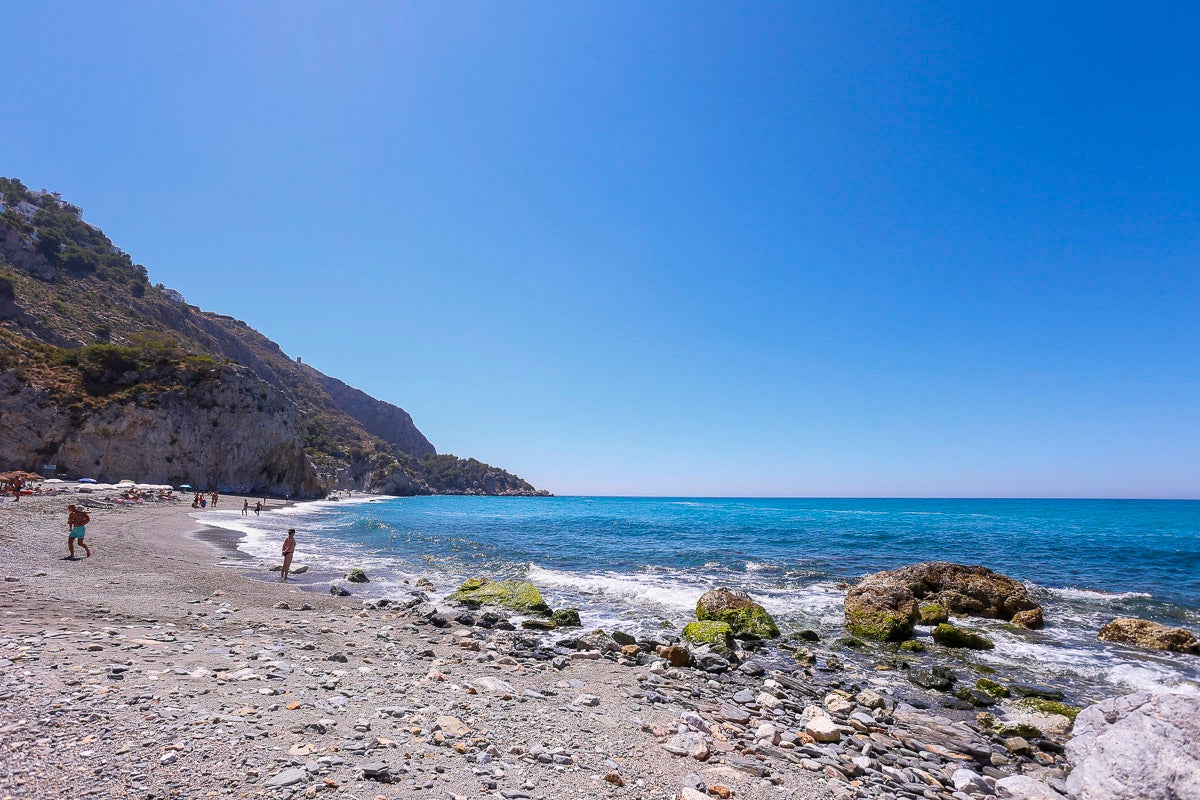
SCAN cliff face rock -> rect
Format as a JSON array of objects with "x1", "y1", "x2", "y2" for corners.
[
  {"x1": 308, "y1": 369, "x2": 436, "y2": 457},
  {"x1": 0, "y1": 365, "x2": 317, "y2": 495}
]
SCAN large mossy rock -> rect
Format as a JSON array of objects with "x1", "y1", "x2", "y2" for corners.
[
  {"x1": 845, "y1": 581, "x2": 919, "y2": 641},
  {"x1": 1097, "y1": 617, "x2": 1200, "y2": 655},
  {"x1": 695, "y1": 588, "x2": 780, "y2": 639},
  {"x1": 448, "y1": 577, "x2": 552, "y2": 617},
  {"x1": 845, "y1": 561, "x2": 1041, "y2": 641},
  {"x1": 682, "y1": 620, "x2": 735, "y2": 655}
]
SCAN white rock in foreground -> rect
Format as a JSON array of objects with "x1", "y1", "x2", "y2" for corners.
[
  {"x1": 805, "y1": 714, "x2": 841, "y2": 743},
  {"x1": 1065, "y1": 692, "x2": 1200, "y2": 800},
  {"x1": 996, "y1": 774, "x2": 1065, "y2": 799}
]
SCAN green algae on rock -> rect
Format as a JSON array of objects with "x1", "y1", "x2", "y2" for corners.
[
  {"x1": 1018, "y1": 697, "x2": 1080, "y2": 722},
  {"x1": 695, "y1": 588, "x2": 780, "y2": 639},
  {"x1": 932, "y1": 623, "x2": 995, "y2": 650},
  {"x1": 845, "y1": 581, "x2": 919, "y2": 641},
  {"x1": 975, "y1": 677, "x2": 1011, "y2": 699},
  {"x1": 682, "y1": 620, "x2": 735, "y2": 654},
  {"x1": 550, "y1": 608, "x2": 582, "y2": 627},
  {"x1": 844, "y1": 561, "x2": 1042, "y2": 642},
  {"x1": 448, "y1": 577, "x2": 552, "y2": 616},
  {"x1": 919, "y1": 603, "x2": 949, "y2": 625}
]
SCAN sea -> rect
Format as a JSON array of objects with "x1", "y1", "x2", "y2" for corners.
[{"x1": 199, "y1": 496, "x2": 1200, "y2": 705}]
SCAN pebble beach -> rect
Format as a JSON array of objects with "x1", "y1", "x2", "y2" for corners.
[{"x1": 0, "y1": 493, "x2": 1174, "y2": 800}]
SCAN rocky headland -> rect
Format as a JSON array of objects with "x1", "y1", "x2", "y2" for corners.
[{"x1": 0, "y1": 177, "x2": 548, "y2": 498}]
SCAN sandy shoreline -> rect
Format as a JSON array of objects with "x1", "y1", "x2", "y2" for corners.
[
  {"x1": 0, "y1": 493, "x2": 830, "y2": 799},
  {"x1": 1, "y1": 491, "x2": 1085, "y2": 800}
]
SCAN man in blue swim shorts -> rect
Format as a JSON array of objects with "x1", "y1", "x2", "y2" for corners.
[{"x1": 67, "y1": 504, "x2": 91, "y2": 559}]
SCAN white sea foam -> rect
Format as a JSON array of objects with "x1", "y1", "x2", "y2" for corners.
[
  {"x1": 1046, "y1": 587, "x2": 1153, "y2": 602},
  {"x1": 1106, "y1": 663, "x2": 1200, "y2": 696},
  {"x1": 743, "y1": 561, "x2": 778, "y2": 572},
  {"x1": 526, "y1": 565, "x2": 699, "y2": 613}
]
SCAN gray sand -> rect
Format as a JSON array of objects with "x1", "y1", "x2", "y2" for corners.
[{"x1": 0, "y1": 493, "x2": 832, "y2": 799}]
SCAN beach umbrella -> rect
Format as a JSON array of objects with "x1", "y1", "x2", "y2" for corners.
[
  {"x1": 117, "y1": 479, "x2": 136, "y2": 485},
  {"x1": 78, "y1": 477, "x2": 97, "y2": 483},
  {"x1": 179, "y1": 484, "x2": 193, "y2": 490},
  {"x1": 43, "y1": 478, "x2": 65, "y2": 484}
]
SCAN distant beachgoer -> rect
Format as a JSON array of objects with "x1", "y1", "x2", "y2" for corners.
[
  {"x1": 200, "y1": 495, "x2": 207, "y2": 509},
  {"x1": 280, "y1": 529, "x2": 296, "y2": 581},
  {"x1": 211, "y1": 491, "x2": 219, "y2": 507},
  {"x1": 66, "y1": 504, "x2": 91, "y2": 559},
  {"x1": 254, "y1": 501, "x2": 262, "y2": 516},
  {"x1": 242, "y1": 498, "x2": 249, "y2": 516}
]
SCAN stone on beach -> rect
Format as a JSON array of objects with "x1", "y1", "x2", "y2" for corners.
[
  {"x1": 663, "y1": 732, "x2": 710, "y2": 759},
  {"x1": 447, "y1": 577, "x2": 553, "y2": 616},
  {"x1": 804, "y1": 714, "x2": 842, "y2": 743},
  {"x1": 932, "y1": 622, "x2": 995, "y2": 649},
  {"x1": 995, "y1": 774, "x2": 1066, "y2": 799},
  {"x1": 1065, "y1": 692, "x2": 1200, "y2": 800},
  {"x1": 682, "y1": 620, "x2": 735, "y2": 654},
  {"x1": 694, "y1": 587, "x2": 780, "y2": 639}
]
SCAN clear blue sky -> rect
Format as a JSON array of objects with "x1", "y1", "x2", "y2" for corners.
[{"x1": 4, "y1": 2, "x2": 1198, "y2": 497}]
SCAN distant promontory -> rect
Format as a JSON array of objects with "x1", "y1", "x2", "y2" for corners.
[{"x1": 0, "y1": 177, "x2": 549, "y2": 498}]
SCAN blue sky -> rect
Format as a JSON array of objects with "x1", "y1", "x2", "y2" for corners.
[{"x1": 4, "y1": 2, "x2": 1198, "y2": 497}]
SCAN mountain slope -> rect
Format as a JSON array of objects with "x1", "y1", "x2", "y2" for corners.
[{"x1": 0, "y1": 178, "x2": 547, "y2": 496}]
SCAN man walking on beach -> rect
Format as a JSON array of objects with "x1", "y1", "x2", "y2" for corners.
[
  {"x1": 66, "y1": 504, "x2": 91, "y2": 559},
  {"x1": 280, "y1": 529, "x2": 296, "y2": 581},
  {"x1": 242, "y1": 498, "x2": 249, "y2": 516}
]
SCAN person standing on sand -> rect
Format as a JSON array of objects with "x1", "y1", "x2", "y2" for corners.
[
  {"x1": 66, "y1": 504, "x2": 91, "y2": 559},
  {"x1": 280, "y1": 529, "x2": 296, "y2": 581},
  {"x1": 211, "y1": 491, "x2": 219, "y2": 507},
  {"x1": 254, "y1": 501, "x2": 262, "y2": 516},
  {"x1": 242, "y1": 498, "x2": 249, "y2": 516}
]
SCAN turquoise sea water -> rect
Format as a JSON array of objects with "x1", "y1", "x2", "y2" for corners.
[{"x1": 204, "y1": 496, "x2": 1200, "y2": 702}]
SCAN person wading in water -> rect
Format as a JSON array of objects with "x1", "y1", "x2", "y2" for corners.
[{"x1": 280, "y1": 529, "x2": 296, "y2": 581}]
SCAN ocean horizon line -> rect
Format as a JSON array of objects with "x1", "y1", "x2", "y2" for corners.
[{"x1": 444, "y1": 494, "x2": 1200, "y2": 502}]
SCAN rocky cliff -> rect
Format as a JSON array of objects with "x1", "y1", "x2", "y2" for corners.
[
  {"x1": 0, "y1": 177, "x2": 547, "y2": 497},
  {"x1": 0, "y1": 362, "x2": 318, "y2": 496},
  {"x1": 306, "y1": 368, "x2": 436, "y2": 457}
]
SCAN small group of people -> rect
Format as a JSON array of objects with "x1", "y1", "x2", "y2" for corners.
[
  {"x1": 240, "y1": 498, "x2": 264, "y2": 516},
  {"x1": 62, "y1": 499, "x2": 301, "y2": 590},
  {"x1": 191, "y1": 491, "x2": 220, "y2": 509}
]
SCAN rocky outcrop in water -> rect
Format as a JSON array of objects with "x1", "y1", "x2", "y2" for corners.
[
  {"x1": 845, "y1": 561, "x2": 1042, "y2": 641},
  {"x1": 695, "y1": 587, "x2": 780, "y2": 639},
  {"x1": 307, "y1": 368, "x2": 435, "y2": 457},
  {"x1": 1097, "y1": 617, "x2": 1200, "y2": 655}
]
